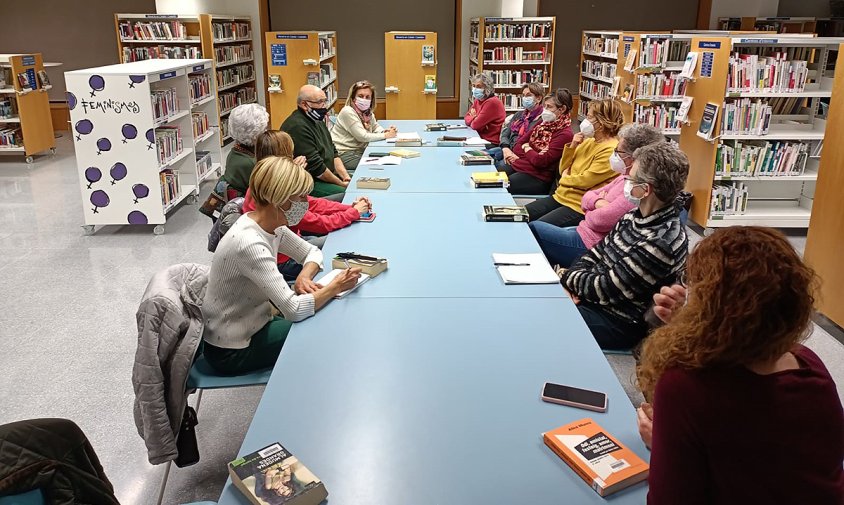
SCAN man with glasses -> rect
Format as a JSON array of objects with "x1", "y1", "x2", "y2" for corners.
[{"x1": 282, "y1": 84, "x2": 350, "y2": 197}]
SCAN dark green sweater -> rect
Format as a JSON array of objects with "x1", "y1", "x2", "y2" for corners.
[
  {"x1": 220, "y1": 148, "x2": 256, "y2": 195},
  {"x1": 281, "y1": 108, "x2": 338, "y2": 178}
]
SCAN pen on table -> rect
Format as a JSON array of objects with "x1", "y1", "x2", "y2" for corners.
[
  {"x1": 494, "y1": 262, "x2": 531, "y2": 266},
  {"x1": 370, "y1": 167, "x2": 385, "y2": 170},
  {"x1": 343, "y1": 259, "x2": 351, "y2": 270}
]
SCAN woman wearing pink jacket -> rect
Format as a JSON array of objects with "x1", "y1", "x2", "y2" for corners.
[{"x1": 529, "y1": 124, "x2": 665, "y2": 267}]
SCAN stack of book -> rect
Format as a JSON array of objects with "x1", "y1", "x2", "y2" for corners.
[
  {"x1": 214, "y1": 44, "x2": 253, "y2": 65},
  {"x1": 212, "y1": 21, "x2": 251, "y2": 40},
  {"x1": 727, "y1": 52, "x2": 810, "y2": 93},
  {"x1": 716, "y1": 140, "x2": 809, "y2": 177},
  {"x1": 151, "y1": 87, "x2": 179, "y2": 123},
  {"x1": 160, "y1": 169, "x2": 181, "y2": 206},
  {"x1": 472, "y1": 171, "x2": 508, "y2": 188},
  {"x1": 460, "y1": 150, "x2": 494, "y2": 166},
  {"x1": 721, "y1": 98, "x2": 773, "y2": 136},
  {"x1": 483, "y1": 205, "x2": 528, "y2": 222},
  {"x1": 189, "y1": 74, "x2": 212, "y2": 104},
  {"x1": 191, "y1": 112, "x2": 210, "y2": 139},
  {"x1": 119, "y1": 21, "x2": 189, "y2": 41},
  {"x1": 155, "y1": 126, "x2": 183, "y2": 165}
]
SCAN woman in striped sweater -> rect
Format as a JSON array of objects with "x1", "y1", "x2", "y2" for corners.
[
  {"x1": 202, "y1": 157, "x2": 361, "y2": 374},
  {"x1": 561, "y1": 142, "x2": 690, "y2": 350}
]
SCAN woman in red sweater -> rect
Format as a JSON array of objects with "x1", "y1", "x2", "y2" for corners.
[
  {"x1": 497, "y1": 88, "x2": 574, "y2": 195},
  {"x1": 636, "y1": 226, "x2": 844, "y2": 505},
  {"x1": 464, "y1": 73, "x2": 505, "y2": 144}
]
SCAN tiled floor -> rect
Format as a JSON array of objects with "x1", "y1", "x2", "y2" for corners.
[{"x1": 1, "y1": 135, "x2": 842, "y2": 504}]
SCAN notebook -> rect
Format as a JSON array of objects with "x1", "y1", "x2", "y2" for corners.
[
  {"x1": 464, "y1": 136, "x2": 489, "y2": 146},
  {"x1": 316, "y1": 269, "x2": 371, "y2": 298},
  {"x1": 493, "y1": 253, "x2": 559, "y2": 284},
  {"x1": 385, "y1": 132, "x2": 422, "y2": 143},
  {"x1": 361, "y1": 155, "x2": 402, "y2": 165}
]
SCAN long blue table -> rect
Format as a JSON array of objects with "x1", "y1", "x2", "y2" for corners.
[
  {"x1": 217, "y1": 298, "x2": 648, "y2": 505},
  {"x1": 368, "y1": 119, "x2": 477, "y2": 147}
]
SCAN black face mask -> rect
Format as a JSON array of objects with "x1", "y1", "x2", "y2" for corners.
[{"x1": 307, "y1": 107, "x2": 329, "y2": 121}]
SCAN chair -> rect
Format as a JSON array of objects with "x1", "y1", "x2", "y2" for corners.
[{"x1": 0, "y1": 490, "x2": 44, "y2": 505}]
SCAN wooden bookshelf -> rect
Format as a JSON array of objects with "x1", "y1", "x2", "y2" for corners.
[
  {"x1": 677, "y1": 35, "x2": 844, "y2": 232},
  {"x1": 470, "y1": 17, "x2": 555, "y2": 114},
  {"x1": 264, "y1": 31, "x2": 339, "y2": 129},
  {"x1": 384, "y1": 31, "x2": 437, "y2": 119},
  {"x1": 718, "y1": 17, "x2": 818, "y2": 34},
  {"x1": 0, "y1": 53, "x2": 56, "y2": 163},
  {"x1": 578, "y1": 30, "x2": 620, "y2": 120},
  {"x1": 64, "y1": 59, "x2": 221, "y2": 235},
  {"x1": 115, "y1": 14, "x2": 204, "y2": 62}
]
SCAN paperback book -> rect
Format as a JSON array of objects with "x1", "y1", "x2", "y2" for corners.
[
  {"x1": 483, "y1": 205, "x2": 528, "y2": 222},
  {"x1": 460, "y1": 150, "x2": 493, "y2": 166},
  {"x1": 228, "y1": 442, "x2": 328, "y2": 505},
  {"x1": 422, "y1": 45, "x2": 435, "y2": 64},
  {"x1": 697, "y1": 102, "x2": 719, "y2": 140},
  {"x1": 356, "y1": 177, "x2": 391, "y2": 189},
  {"x1": 471, "y1": 171, "x2": 508, "y2": 188}
]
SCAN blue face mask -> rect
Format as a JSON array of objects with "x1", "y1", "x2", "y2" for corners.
[
  {"x1": 522, "y1": 96, "x2": 535, "y2": 109},
  {"x1": 472, "y1": 88, "x2": 485, "y2": 100}
]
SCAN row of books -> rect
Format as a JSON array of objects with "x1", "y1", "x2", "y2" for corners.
[
  {"x1": 580, "y1": 80, "x2": 612, "y2": 99},
  {"x1": 119, "y1": 21, "x2": 190, "y2": 41},
  {"x1": 214, "y1": 44, "x2": 253, "y2": 65},
  {"x1": 727, "y1": 52, "x2": 809, "y2": 93},
  {"x1": 151, "y1": 87, "x2": 179, "y2": 123},
  {"x1": 484, "y1": 22, "x2": 552, "y2": 40},
  {"x1": 212, "y1": 21, "x2": 250, "y2": 41},
  {"x1": 639, "y1": 39, "x2": 690, "y2": 66},
  {"x1": 732, "y1": 45, "x2": 814, "y2": 63},
  {"x1": 715, "y1": 140, "x2": 809, "y2": 177},
  {"x1": 470, "y1": 44, "x2": 479, "y2": 61},
  {"x1": 0, "y1": 98, "x2": 17, "y2": 119},
  {"x1": 582, "y1": 60, "x2": 616, "y2": 79},
  {"x1": 219, "y1": 87, "x2": 257, "y2": 115},
  {"x1": 636, "y1": 73, "x2": 687, "y2": 98},
  {"x1": 122, "y1": 46, "x2": 200, "y2": 63},
  {"x1": 583, "y1": 36, "x2": 618, "y2": 55},
  {"x1": 155, "y1": 126, "x2": 183, "y2": 166},
  {"x1": 486, "y1": 69, "x2": 548, "y2": 87},
  {"x1": 191, "y1": 112, "x2": 210, "y2": 138},
  {"x1": 325, "y1": 84, "x2": 337, "y2": 106},
  {"x1": 320, "y1": 63, "x2": 335, "y2": 85},
  {"x1": 0, "y1": 127, "x2": 22, "y2": 148},
  {"x1": 634, "y1": 103, "x2": 681, "y2": 131},
  {"x1": 160, "y1": 169, "x2": 181, "y2": 207},
  {"x1": 217, "y1": 64, "x2": 255, "y2": 88},
  {"x1": 721, "y1": 98, "x2": 773, "y2": 136},
  {"x1": 710, "y1": 182, "x2": 749, "y2": 216},
  {"x1": 196, "y1": 150, "x2": 213, "y2": 178},
  {"x1": 499, "y1": 94, "x2": 526, "y2": 109},
  {"x1": 319, "y1": 36, "x2": 335, "y2": 58},
  {"x1": 483, "y1": 47, "x2": 548, "y2": 63},
  {"x1": 577, "y1": 99, "x2": 589, "y2": 118},
  {"x1": 220, "y1": 119, "x2": 229, "y2": 139},
  {"x1": 189, "y1": 74, "x2": 212, "y2": 104}
]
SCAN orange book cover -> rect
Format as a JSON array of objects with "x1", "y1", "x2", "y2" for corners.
[{"x1": 543, "y1": 418, "x2": 649, "y2": 497}]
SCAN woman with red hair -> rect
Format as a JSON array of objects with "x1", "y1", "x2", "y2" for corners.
[{"x1": 636, "y1": 226, "x2": 844, "y2": 505}]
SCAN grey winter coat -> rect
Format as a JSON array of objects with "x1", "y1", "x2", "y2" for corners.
[{"x1": 133, "y1": 263, "x2": 209, "y2": 465}]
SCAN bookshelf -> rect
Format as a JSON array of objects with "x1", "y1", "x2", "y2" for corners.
[
  {"x1": 578, "y1": 30, "x2": 620, "y2": 119},
  {"x1": 264, "y1": 31, "x2": 339, "y2": 129},
  {"x1": 115, "y1": 14, "x2": 204, "y2": 63},
  {"x1": 0, "y1": 53, "x2": 56, "y2": 163},
  {"x1": 470, "y1": 17, "x2": 555, "y2": 113},
  {"x1": 676, "y1": 35, "x2": 844, "y2": 231},
  {"x1": 65, "y1": 59, "x2": 222, "y2": 235},
  {"x1": 717, "y1": 17, "x2": 818, "y2": 34},
  {"x1": 384, "y1": 31, "x2": 437, "y2": 119}
]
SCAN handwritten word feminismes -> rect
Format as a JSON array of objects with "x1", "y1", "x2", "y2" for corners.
[{"x1": 81, "y1": 99, "x2": 141, "y2": 115}]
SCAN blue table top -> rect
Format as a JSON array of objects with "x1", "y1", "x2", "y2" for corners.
[
  {"x1": 323, "y1": 192, "x2": 567, "y2": 298},
  {"x1": 216, "y1": 297, "x2": 649, "y2": 505},
  {"x1": 368, "y1": 119, "x2": 478, "y2": 147}
]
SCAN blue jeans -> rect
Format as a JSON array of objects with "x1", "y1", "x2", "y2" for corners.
[
  {"x1": 484, "y1": 147, "x2": 504, "y2": 163},
  {"x1": 529, "y1": 221, "x2": 588, "y2": 268}
]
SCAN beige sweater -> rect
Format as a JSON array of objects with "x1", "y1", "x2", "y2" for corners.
[{"x1": 331, "y1": 105, "x2": 385, "y2": 153}]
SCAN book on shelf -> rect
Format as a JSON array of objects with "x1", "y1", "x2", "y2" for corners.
[
  {"x1": 483, "y1": 205, "x2": 528, "y2": 222},
  {"x1": 460, "y1": 150, "x2": 493, "y2": 166},
  {"x1": 389, "y1": 148, "x2": 420, "y2": 158},
  {"x1": 424, "y1": 75, "x2": 437, "y2": 91},
  {"x1": 192, "y1": 112, "x2": 210, "y2": 138},
  {"x1": 317, "y1": 269, "x2": 370, "y2": 298},
  {"x1": 679, "y1": 52, "x2": 698, "y2": 79},
  {"x1": 484, "y1": 21, "x2": 552, "y2": 40},
  {"x1": 228, "y1": 442, "x2": 328, "y2": 505},
  {"x1": 36, "y1": 70, "x2": 50, "y2": 88},
  {"x1": 634, "y1": 103, "x2": 680, "y2": 132},
  {"x1": 155, "y1": 126, "x2": 183, "y2": 165},
  {"x1": 269, "y1": 75, "x2": 281, "y2": 89},
  {"x1": 16, "y1": 73, "x2": 32, "y2": 91},
  {"x1": 621, "y1": 83, "x2": 634, "y2": 103},
  {"x1": 0, "y1": 98, "x2": 17, "y2": 119},
  {"x1": 623, "y1": 49, "x2": 637, "y2": 72},
  {"x1": 356, "y1": 177, "x2": 391, "y2": 189},
  {"x1": 543, "y1": 418, "x2": 649, "y2": 497},
  {"x1": 0, "y1": 127, "x2": 23, "y2": 148},
  {"x1": 151, "y1": 87, "x2": 179, "y2": 122},
  {"x1": 610, "y1": 76, "x2": 621, "y2": 99},
  {"x1": 636, "y1": 73, "x2": 687, "y2": 99},
  {"x1": 710, "y1": 182, "x2": 749, "y2": 216},
  {"x1": 123, "y1": 45, "x2": 201, "y2": 62},
  {"x1": 471, "y1": 171, "x2": 508, "y2": 188},
  {"x1": 675, "y1": 96, "x2": 694, "y2": 124},
  {"x1": 727, "y1": 52, "x2": 809, "y2": 93},
  {"x1": 119, "y1": 20, "x2": 190, "y2": 41},
  {"x1": 716, "y1": 140, "x2": 809, "y2": 177},
  {"x1": 306, "y1": 72, "x2": 320, "y2": 87},
  {"x1": 189, "y1": 74, "x2": 212, "y2": 103},
  {"x1": 721, "y1": 98, "x2": 772, "y2": 136},
  {"x1": 212, "y1": 21, "x2": 251, "y2": 41},
  {"x1": 215, "y1": 44, "x2": 253, "y2": 64},
  {"x1": 697, "y1": 102, "x2": 719, "y2": 140},
  {"x1": 196, "y1": 150, "x2": 213, "y2": 176},
  {"x1": 425, "y1": 123, "x2": 447, "y2": 131},
  {"x1": 422, "y1": 45, "x2": 435, "y2": 63},
  {"x1": 159, "y1": 169, "x2": 181, "y2": 206}
]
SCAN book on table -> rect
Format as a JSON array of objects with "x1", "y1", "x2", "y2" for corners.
[
  {"x1": 483, "y1": 205, "x2": 528, "y2": 222},
  {"x1": 317, "y1": 269, "x2": 370, "y2": 298},
  {"x1": 331, "y1": 254, "x2": 388, "y2": 277},
  {"x1": 356, "y1": 177, "x2": 391, "y2": 189},
  {"x1": 543, "y1": 418, "x2": 649, "y2": 497},
  {"x1": 360, "y1": 155, "x2": 402, "y2": 166},
  {"x1": 492, "y1": 253, "x2": 558, "y2": 284},
  {"x1": 460, "y1": 150, "x2": 493, "y2": 166},
  {"x1": 228, "y1": 442, "x2": 328, "y2": 505},
  {"x1": 389, "y1": 148, "x2": 420, "y2": 159},
  {"x1": 389, "y1": 132, "x2": 423, "y2": 147},
  {"x1": 426, "y1": 123, "x2": 447, "y2": 131},
  {"x1": 471, "y1": 171, "x2": 508, "y2": 188}
]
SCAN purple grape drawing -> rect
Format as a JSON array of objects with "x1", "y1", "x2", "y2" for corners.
[
  {"x1": 96, "y1": 137, "x2": 111, "y2": 155},
  {"x1": 128, "y1": 75, "x2": 146, "y2": 88},
  {"x1": 132, "y1": 183, "x2": 150, "y2": 203},
  {"x1": 121, "y1": 124, "x2": 137, "y2": 143},
  {"x1": 89, "y1": 75, "x2": 105, "y2": 97},
  {"x1": 75, "y1": 119, "x2": 93, "y2": 141},
  {"x1": 84, "y1": 166, "x2": 101, "y2": 189},
  {"x1": 145, "y1": 128, "x2": 155, "y2": 150},
  {"x1": 109, "y1": 162, "x2": 127, "y2": 184},
  {"x1": 90, "y1": 190, "x2": 110, "y2": 214},
  {"x1": 66, "y1": 91, "x2": 77, "y2": 111},
  {"x1": 127, "y1": 210, "x2": 148, "y2": 225}
]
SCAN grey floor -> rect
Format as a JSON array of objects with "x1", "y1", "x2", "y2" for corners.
[{"x1": 1, "y1": 135, "x2": 843, "y2": 505}]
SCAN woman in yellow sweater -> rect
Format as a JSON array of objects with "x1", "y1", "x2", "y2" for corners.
[{"x1": 525, "y1": 99, "x2": 625, "y2": 225}]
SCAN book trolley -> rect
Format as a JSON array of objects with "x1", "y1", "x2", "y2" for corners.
[{"x1": 0, "y1": 53, "x2": 56, "y2": 164}]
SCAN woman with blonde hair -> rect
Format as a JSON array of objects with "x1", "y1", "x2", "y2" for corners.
[
  {"x1": 526, "y1": 99, "x2": 625, "y2": 225},
  {"x1": 636, "y1": 226, "x2": 844, "y2": 504},
  {"x1": 330, "y1": 80, "x2": 397, "y2": 170},
  {"x1": 202, "y1": 156, "x2": 361, "y2": 374}
]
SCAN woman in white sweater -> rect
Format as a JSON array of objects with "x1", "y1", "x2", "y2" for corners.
[
  {"x1": 203, "y1": 156, "x2": 361, "y2": 374},
  {"x1": 331, "y1": 80, "x2": 397, "y2": 170}
]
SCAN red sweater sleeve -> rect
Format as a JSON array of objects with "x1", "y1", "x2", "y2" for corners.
[
  {"x1": 522, "y1": 127, "x2": 573, "y2": 167},
  {"x1": 295, "y1": 196, "x2": 359, "y2": 235},
  {"x1": 470, "y1": 97, "x2": 504, "y2": 133},
  {"x1": 464, "y1": 99, "x2": 480, "y2": 126}
]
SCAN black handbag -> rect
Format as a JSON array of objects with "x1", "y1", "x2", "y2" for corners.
[{"x1": 174, "y1": 405, "x2": 200, "y2": 467}]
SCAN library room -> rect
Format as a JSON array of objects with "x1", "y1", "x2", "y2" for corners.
[{"x1": 0, "y1": 0, "x2": 842, "y2": 503}]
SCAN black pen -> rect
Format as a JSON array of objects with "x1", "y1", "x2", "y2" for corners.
[{"x1": 494, "y1": 262, "x2": 531, "y2": 266}]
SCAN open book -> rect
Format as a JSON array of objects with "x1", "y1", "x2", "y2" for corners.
[
  {"x1": 316, "y1": 269, "x2": 370, "y2": 298},
  {"x1": 493, "y1": 253, "x2": 559, "y2": 284}
]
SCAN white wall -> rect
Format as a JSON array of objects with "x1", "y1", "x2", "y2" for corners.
[
  {"x1": 500, "y1": 0, "x2": 524, "y2": 17},
  {"x1": 155, "y1": 0, "x2": 265, "y2": 106},
  {"x1": 708, "y1": 0, "x2": 780, "y2": 29}
]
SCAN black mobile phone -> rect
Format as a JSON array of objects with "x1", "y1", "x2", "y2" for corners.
[
  {"x1": 369, "y1": 152, "x2": 390, "y2": 157},
  {"x1": 541, "y1": 382, "x2": 608, "y2": 412}
]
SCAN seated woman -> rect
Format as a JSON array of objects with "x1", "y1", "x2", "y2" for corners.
[
  {"x1": 331, "y1": 80, "x2": 397, "y2": 171},
  {"x1": 560, "y1": 142, "x2": 689, "y2": 350},
  {"x1": 243, "y1": 130, "x2": 372, "y2": 280},
  {"x1": 496, "y1": 88, "x2": 574, "y2": 195},
  {"x1": 464, "y1": 73, "x2": 505, "y2": 144},
  {"x1": 487, "y1": 82, "x2": 545, "y2": 163},
  {"x1": 636, "y1": 226, "x2": 844, "y2": 505},
  {"x1": 525, "y1": 99, "x2": 624, "y2": 225},
  {"x1": 529, "y1": 124, "x2": 665, "y2": 267},
  {"x1": 217, "y1": 103, "x2": 269, "y2": 199},
  {"x1": 202, "y1": 156, "x2": 361, "y2": 374}
]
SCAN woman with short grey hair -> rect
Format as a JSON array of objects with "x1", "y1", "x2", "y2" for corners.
[
  {"x1": 560, "y1": 142, "x2": 690, "y2": 351},
  {"x1": 464, "y1": 73, "x2": 506, "y2": 143},
  {"x1": 218, "y1": 103, "x2": 270, "y2": 198}
]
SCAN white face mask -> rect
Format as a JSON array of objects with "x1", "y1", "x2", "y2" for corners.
[
  {"x1": 354, "y1": 97, "x2": 371, "y2": 110},
  {"x1": 281, "y1": 199, "x2": 308, "y2": 226},
  {"x1": 580, "y1": 118, "x2": 595, "y2": 138},
  {"x1": 541, "y1": 109, "x2": 557, "y2": 123},
  {"x1": 623, "y1": 179, "x2": 646, "y2": 205},
  {"x1": 609, "y1": 152, "x2": 628, "y2": 174}
]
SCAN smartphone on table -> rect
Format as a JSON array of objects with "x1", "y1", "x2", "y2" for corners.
[{"x1": 541, "y1": 382, "x2": 608, "y2": 413}]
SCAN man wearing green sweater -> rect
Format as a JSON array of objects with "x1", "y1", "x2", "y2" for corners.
[{"x1": 281, "y1": 85, "x2": 350, "y2": 197}]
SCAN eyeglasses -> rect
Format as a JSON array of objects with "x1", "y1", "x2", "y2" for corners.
[
  {"x1": 614, "y1": 148, "x2": 632, "y2": 159},
  {"x1": 624, "y1": 176, "x2": 647, "y2": 185},
  {"x1": 306, "y1": 98, "x2": 328, "y2": 106}
]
